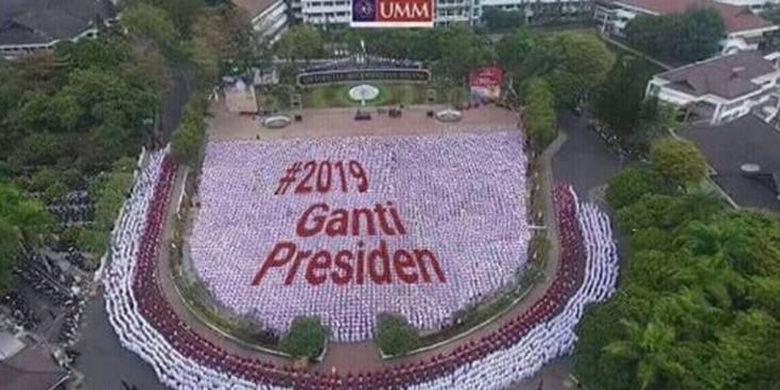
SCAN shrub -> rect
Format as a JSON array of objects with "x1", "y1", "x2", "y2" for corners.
[
  {"x1": 279, "y1": 316, "x2": 327, "y2": 360},
  {"x1": 376, "y1": 313, "x2": 420, "y2": 357}
]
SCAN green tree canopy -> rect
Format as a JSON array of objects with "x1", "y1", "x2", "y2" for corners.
[
  {"x1": 547, "y1": 32, "x2": 615, "y2": 107},
  {"x1": 0, "y1": 182, "x2": 53, "y2": 294},
  {"x1": 605, "y1": 166, "x2": 666, "y2": 210},
  {"x1": 435, "y1": 25, "x2": 496, "y2": 82},
  {"x1": 673, "y1": 8, "x2": 726, "y2": 62},
  {"x1": 595, "y1": 55, "x2": 667, "y2": 151},
  {"x1": 376, "y1": 313, "x2": 421, "y2": 356},
  {"x1": 122, "y1": 2, "x2": 179, "y2": 49},
  {"x1": 523, "y1": 77, "x2": 557, "y2": 150},
  {"x1": 279, "y1": 316, "x2": 328, "y2": 360},
  {"x1": 575, "y1": 149, "x2": 780, "y2": 390},
  {"x1": 274, "y1": 25, "x2": 325, "y2": 61},
  {"x1": 626, "y1": 8, "x2": 725, "y2": 62},
  {"x1": 651, "y1": 138, "x2": 708, "y2": 187},
  {"x1": 496, "y1": 29, "x2": 553, "y2": 84}
]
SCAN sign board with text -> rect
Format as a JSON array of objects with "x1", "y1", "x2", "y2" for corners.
[{"x1": 351, "y1": 0, "x2": 435, "y2": 28}]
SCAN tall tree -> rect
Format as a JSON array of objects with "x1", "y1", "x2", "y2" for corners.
[
  {"x1": 496, "y1": 29, "x2": 552, "y2": 83},
  {"x1": 626, "y1": 8, "x2": 725, "y2": 62},
  {"x1": 524, "y1": 77, "x2": 557, "y2": 150},
  {"x1": 274, "y1": 25, "x2": 325, "y2": 61},
  {"x1": 435, "y1": 25, "x2": 496, "y2": 82},
  {"x1": 651, "y1": 138, "x2": 708, "y2": 187},
  {"x1": 673, "y1": 8, "x2": 726, "y2": 62},
  {"x1": 547, "y1": 32, "x2": 615, "y2": 107},
  {"x1": 604, "y1": 319, "x2": 687, "y2": 389},
  {"x1": 594, "y1": 56, "x2": 655, "y2": 140},
  {"x1": 121, "y1": 2, "x2": 179, "y2": 50}
]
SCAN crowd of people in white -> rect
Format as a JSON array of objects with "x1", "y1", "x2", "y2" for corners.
[
  {"x1": 191, "y1": 132, "x2": 531, "y2": 342},
  {"x1": 103, "y1": 145, "x2": 619, "y2": 389}
]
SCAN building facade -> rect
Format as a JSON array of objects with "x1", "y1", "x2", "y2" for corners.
[
  {"x1": 234, "y1": 0, "x2": 289, "y2": 42},
  {"x1": 285, "y1": 0, "x2": 591, "y2": 27},
  {"x1": 646, "y1": 50, "x2": 780, "y2": 124},
  {"x1": 595, "y1": 0, "x2": 778, "y2": 55}
]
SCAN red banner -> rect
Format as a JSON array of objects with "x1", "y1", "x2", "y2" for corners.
[{"x1": 469, "y1": 66, "x2": 504, "y2": 99}]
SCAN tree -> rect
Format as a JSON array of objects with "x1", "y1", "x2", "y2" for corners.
[
  {"x1": 496, "y1": 29, "x2": 552, "y2": 83},
  {"x1": 673, "y1": 8, "x2": 726, "y2": 62},
  {"x1": 595, "y1": 56, "x2": 655, "y2": 141},
  {"x1": 279, "y1": 316, "x2": 327, "y2": 360},
  {"x1": 604, "y1": 319, "x2": 686, "y2": 389},
  {"x1": 711, "y1": 310, "x2": 780, "y2": 389},
  {"x1": 574, "y1": 288, "x2": 658, "y2": 390},
  {"x1": 11, "y1": 132, "x2": 70, "y2": 168},
  {"x1": 626, "y1": 8, "x2": 725, "y2": 62},
  {"x1": 605, "y1": 166, "x2": 666, "y2": 210},
  {"x1": 524, "y1": 77, "x2": 557, "y2": 150},
  {"x1": 651, "y1": 139, "x2": 707, "y2": 187},
  {"x1": 625, "y1": 14, "x2": 678, "y2": 58},
  {"x1": 0, "y1": 220, "x2": 19, "y2": 294},
  {"x1": 547, "y1": 32, "x2": 615, "y2": 107},
  {"x1": 0, "y1": 182, "x2": 52, "y2": 293},
  {"x1": 436, "y1": 25, "x2": 496, "y2": 82},
  {"x1": 121, "y1": 2, "x2": 179, "y2": 50},
  {"x1": 274, "y1": 25, "x2": 324, "y2": 61},
  {"x1": 376, "y1": 313, "x2": 420, "y2": 356},
  {"x1": 171, "y1": 96, "x2": 207, "y2": 165},
  {"x1": 143, "y1": 0, "x2": 205, "y2": 38}
]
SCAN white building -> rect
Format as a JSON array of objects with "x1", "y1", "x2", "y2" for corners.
[
  {"x1": 595, "y1": 0, "x2": 778, "y2": 54},
  {"x1": 713, "y1": 0, "x2": 780, "y2": 13},
  {"x1": 233, "y1": 0, "x2": 289, "y2": 42},
  {"x1": 287, "y1": 0, "x2": 591, "y2": 27},
  {"x1": 646, "y1": 50, "x2": 780, "y2": 124}
]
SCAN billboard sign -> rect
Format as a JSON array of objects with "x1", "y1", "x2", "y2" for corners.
[
  {"x1": 469, "y1": 66, "x2": 504, "y2": 99},
  {"x1": 351, "y1": 0, "x2": 435, "y2": 28}
]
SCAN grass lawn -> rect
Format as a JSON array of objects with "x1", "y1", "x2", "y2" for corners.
[{"x1": 302, "y1": 83, "x2": 434, "y2": 109}]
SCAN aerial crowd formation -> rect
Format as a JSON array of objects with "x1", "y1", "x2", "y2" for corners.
[
  {"x1": 191, "y1": 132, "x2": 531, "y2": 342},
  {"x1": 103, "y1": 142, "x2": 619, "y2": 389}
]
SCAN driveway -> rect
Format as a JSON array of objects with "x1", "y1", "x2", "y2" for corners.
[
  {"x1": 74, "y1": 292, "x2": 166, "y2": 390},
  {"x1": 552, "y1": 111, "x2": 622, "y2": 201}
]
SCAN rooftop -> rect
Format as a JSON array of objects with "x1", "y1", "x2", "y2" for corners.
[
  {"x1": 683, "y1": 114, "x2": 780, "y2": 211},
  {"x1": 656, "y1": 50, "x2": 777, "y2": 99},
  {"x1": 232, "y1": 0, "x2": 280, "y2": 18},
  {"x1": 616, "y1": 0, "x2": 775, "y2": 33},
  {"x1": 0, "y1": 334, "x2": 69, "y2": 390},
  {"x1": 0, "y1": 0, "x2": 115, "y2": 46}
]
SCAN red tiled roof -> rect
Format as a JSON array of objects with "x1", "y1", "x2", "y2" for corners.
[{"x1": 618, "y1": 0, "x2": 775, "y2": 33}]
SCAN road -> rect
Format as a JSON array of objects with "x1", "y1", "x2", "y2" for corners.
[{"x1": 553, "y1": 111, "x2": 622, "y2": 199}]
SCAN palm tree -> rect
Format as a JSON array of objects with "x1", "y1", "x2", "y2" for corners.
[
  {"x1": 655, "y1": 288, "x2": 722, "y2": 339},
  {"x1": 672, "y1": 254, "x2": 743, "y2": 309},
  {"x1": 604, "y1": 319, "x2": 686, "y2": 389}
]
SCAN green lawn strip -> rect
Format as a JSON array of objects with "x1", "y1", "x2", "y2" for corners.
[{"x1": 301, "y1": 83, "x2": 430, "y2": 108}]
